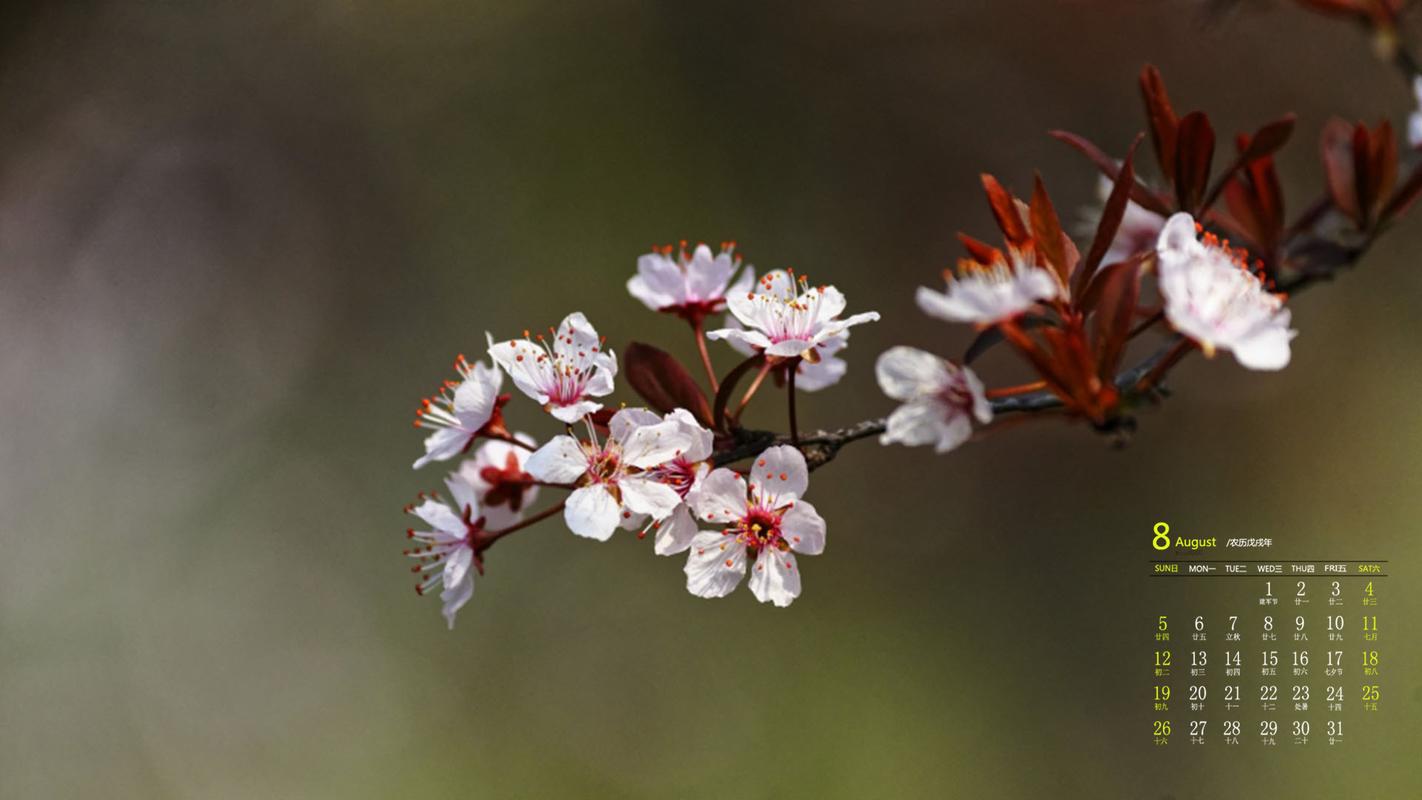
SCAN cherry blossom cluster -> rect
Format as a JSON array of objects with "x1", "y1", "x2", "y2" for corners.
[
  {"x1": 405, "y1": 243, "x2": 876, "y2": 626},
  {"x1": 399, "y1": 4, "x2": 1422, "y2": 629}
]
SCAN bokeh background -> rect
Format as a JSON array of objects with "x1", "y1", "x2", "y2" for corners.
[{"x1": 2, "y1": 1, "x2": 1420, "y2": 797}]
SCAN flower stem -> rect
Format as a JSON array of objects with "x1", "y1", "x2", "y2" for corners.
[
  {"x1": 691, "y1": 318, "x2": 720, "y2": 394},
  {"x1": 787, "y1": 361, "x2": 800, "y2": 446},
  {"x1": 486, "y1": 432, "x2": 534, "y2": 451},
  {"x1": 481, "y1": 500, "x2": 566, "y2": 548},
  {"x1": 733, "y1": 361, "x2": 774, "y2": 422}
]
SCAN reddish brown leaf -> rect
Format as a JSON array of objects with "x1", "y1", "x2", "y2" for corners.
[
  {"x1": 1173, "y1": 112, "x2": 1216, "y2": 214},
  {"x1": 623, "y1": 342, "x2": 714, "y2": 426},
  {"x1": 962, "y1": 314, "x2": 1054, "y2": 364},
  {"x1": 1029, "y1": 173, "x2": 1072, "y2": 286},
  {"x1": 1078, "y1": 255, "x2": 1145, "y2": 315},
  {"x1": 1075, "y1": 135, "x2": 1144, "y2": 300},
  {"x1": 957, "y1": 232, "x2": 1002, "y2": 265},
  {"x1": 1050, "y1": 129, "x2": 1172, "y2": 216},
  {"x1": 1090, "y1": 259, "x2": 1142, "y2": 378},
  {"x1": 980, "y1": 174, "x2": 1031, "y2": 246},
  {"x1": 1201, "y1": 114, "x2": 1296, "y2": 212},
  {"x1": 1321, "y1": 117, "x2": 1361, "y2": 225},
  {"x1": 997, "y1": 321, "x2": 1073, "y2": 401},
  {"x1": 1139, "y1": 65, "x2": 1179, "y2": 180},
  {"x1": 1381, "y1": 161, "x2": 1422, "y2": 221}
]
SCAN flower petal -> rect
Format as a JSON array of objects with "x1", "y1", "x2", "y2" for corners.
[
  {"x1": 564, "y1": 485, "x2": 621, "y2": 541},
  {"x1": 439, "y1": 572, "x2": 475, "y2": 630},
  {"x1": 747, "y1": 549, "x2": 800, "y2": 607},
  {"x1": 409, "y1": 497, "x2": 464, "y2": 533},
  {"x1": 620, "y1": 475, "x2": 683, "y2": 519},
  {"x1": 654, "y1": 503, "x2": 700, "y2": 556},
  {"x1": 525, "y1": 435, "x2": 588, "y2": 483},
  {"x1": 684, "y1": 531, "x2": 747, "y2": 598},
  {"x1": 749, "y1": 444, "x2": 809, "y2": 500},
  {"x1": 691, "y1": 468, "x2": 749, "y2": 522},
  {"x1": 875, "y1": 346, "x2": 948, "y2": 401},
  {"x1": 780, "y1": 499, "x2": 825, "y2": 555}
]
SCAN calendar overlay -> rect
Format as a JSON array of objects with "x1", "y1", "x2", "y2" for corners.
[{"x1": 1147, "y1": 525, "x2": 1386, "y2": 747}]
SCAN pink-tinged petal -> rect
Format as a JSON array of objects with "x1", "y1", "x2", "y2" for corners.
[
  {"x1": 442, "y1": 545, "x2": 474, "y2": 590},
  {"x1": 780, "y1": 499, "x2": 825, "y2": 555},
  {"x1": 933, "y1": 412, "x2": 974, "y2": 454},
  {"x1": 714, "y1": 315, "x2": 756, "y2": 357},
  {"x1": 726, "y1": 262, "x2": 756, "y2": 298},
  {"x1": 444, "y1": 474, "x2": 480, "y2": 519},
  {"x1": 750, "y1": 445, "x2": 808, "y2": 500},
  {"x1": 793, "y1": 335, "x2": 848, "y2": 392},
  {"x1": 413, "y1": 427, "x2": 471, "y2": 469},
  {"x1": 685, "y1": 244, "x2": 735, "y2": 300},
  {"x1": 627, "y1": 274, "x2": 676, "y2": 311},
  {"x1": 813, "y1": 285, "x2": 848, "y2": 320},
  {"x1": 691, "y1": 468, "x2": 749, "y2": 522},
  {"x1": 554, "y1": 311, "x2": 601, "y2": 360},
  {"x1": 684, "y1": 531, "x2": 747, "y2": 598},
  {"x1": 547, "y1": 399, "x2": 602, "y2": 424},
  {"x1": 705, "y1": 326, "x2": 772, "y2": 352},
  {"x1": 875, "y1": 346, "x2": 948, "y2": 401},
  {"x1": 439, "y1": 572, "x2": 475, "y2": 630},
  {"x1": 724, "y1": 286, "x2": 764, "y2": 330},
  {"x1": 621, "y1": 419, "x2": 694, "y2": 468},
  {"x1": 564, "y1": 485, "x2": 620, "y2": 541},
  {"x1": 487, "y1": 338, "x2": 553, "y2": 405},
  {"x1": 764, "y1": 338, "x2": 815, "y2": 358},
  {"x1": 665, "y1": 408, "x2": 714, "y2": 461},
  {"x1": 409, "y1": 497, "x2": 464, "y2": 533},
  {"x1": 609, "y1": 406, "x2": 662, "y2": 444},
  {"x1": 881, "y1": 399, "x2": 948, "y2": 449},
  {"x1": 654, "y1": 504, "x2": 699, "y2": 556},
  {"x1": 619, "y1": 476, "x2": 683, "y2": 519},
  {"x1": 452, "y1": 361, "x2": 502, "y2": 416},
  {"x1": 583, "y1": 361, "x2": 617, "y2": 399},
  {"x1": 525, "y1": 435, "x2": 588, "y2": 483},
  {"x1": 747, "y1": 549, "x2": 800, "y2": 607},
  {"x1": 963, "y1": 365, "x2": 992, "y2": 425}
]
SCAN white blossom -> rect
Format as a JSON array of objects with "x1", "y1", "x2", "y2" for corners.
[
  {"x1": 404, "y1": 477, "x2": 481, "y2": 629},
  {"x1": 707, "y1": 270, "x2": 878, "y2": 361},
  {"x1": 525, "y1": 408, "x2": 694, "y2": 541},
  {"x1": 412, "y1": 354, "x2": 503, "y2": 469},
  {"x1": 627, "y1": 242, "x2": 754, "y2": 317},
  {"x1": 488, "y1": 312, "x2": 616, "y2": 423},
  {"x1": 876, "y1": 347, "x2": 991, "y2": 454},
  {"x1": 1155, "y1": 213, "x2": 1296, "y2": 370},
  {"x1": 915, "y1": 251, "x2": 1059, "y2": 326},
  {"x1": 684, "y1": 445, "x2": 826, "y2": 607}
]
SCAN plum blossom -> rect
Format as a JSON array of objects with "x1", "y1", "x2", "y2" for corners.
[
  {"x1": 719, "y1": 312, "x2": 850, "y2": 391},
  {"x1": 456, "y1": 434, "x2": 538, "y2": 529},
  {"x1": 610, "y1": 408, "x2": 715, "y2": 555},
  {"x1": 627, "y1": 241, "x2": 755, "y2": 320},
  {"x1": 1155, "y1": 213, "x2": 1297, "y2": 370},
  {"x1": 875, "y1": 347, "x2": 991, "y2": 454},
  {"x1": 488, "y1": 312, "x2": 617, "y2": 423},
  {"x1": 412, "y1": 354, "x2": 506, "y2": 469},
  {"x1": 916, "y1": 250, "x2": 1060, "y2": 326},
  {"x1": 525, "y1": 408, "x2": 694, "y2": 541},
  {"x1": 707, "y1": 269, "x2": 879, "y2": 361},
  {"x1": 404, "y1": 477, "x2": 482, "y2": 629},
  {"x1": 684, "y1": 445, "x2": 826, "y2": 607}
]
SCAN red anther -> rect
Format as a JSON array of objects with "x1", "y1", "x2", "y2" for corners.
[
  {"x1": 415, "y1": 585, "x2": 424, "y2": 595},
  {"x1": 406, "y1": 529, "x2": 415, "y2": 538}
]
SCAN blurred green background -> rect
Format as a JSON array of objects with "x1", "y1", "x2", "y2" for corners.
[{"x1": 1, "y1": 1, "x2": 1419, "y2": 797}]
